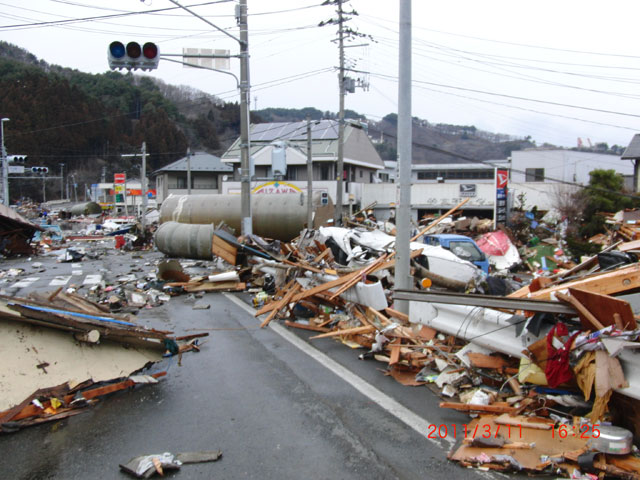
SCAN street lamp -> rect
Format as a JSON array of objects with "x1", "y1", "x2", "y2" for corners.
[{"x1": 1, "y1": 118, "x2": 9, "y2": 206}]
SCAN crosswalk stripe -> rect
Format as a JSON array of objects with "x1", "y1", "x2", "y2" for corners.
[
  {"x1": 13, "y1": 277, "x2": 39, "y2": 288},
  {"x1": 83, "y1": 274, "x2": 102, "y2": 285},
  {"x1": 50, "y1": 275, "x2": 72, "y2": 286}
]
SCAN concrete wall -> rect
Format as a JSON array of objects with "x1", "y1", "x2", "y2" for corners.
[{"x1": 510, "y1": 150, "x2": 633, "y2": 184}]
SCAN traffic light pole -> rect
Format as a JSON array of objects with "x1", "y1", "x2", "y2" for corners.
[
  {"x1": 164, "y1": 0, "x2": 251, "y2": 236},
  {"x1": 141, "y1": 142, "x2": 148, "y2": 230}
]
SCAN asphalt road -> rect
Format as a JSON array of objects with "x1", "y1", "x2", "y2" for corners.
[{"x1": 0, "y1": 245, "x2": 505, "y2": 479}]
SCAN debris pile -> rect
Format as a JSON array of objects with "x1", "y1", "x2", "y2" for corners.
[
  {"x1": 189, "y1": 208, "x2": 640, "y2": 477},
  {"x1": 0, "y1": 288, "x2": 206, "y2": 433}
]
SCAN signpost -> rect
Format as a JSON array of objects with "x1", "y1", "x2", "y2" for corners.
[
  {"x1": 114, "y1": 173, "x2": 127, "y2": 215},
  {"x1": 494, "y1": 168, "x2": 509, "y2": 229}
]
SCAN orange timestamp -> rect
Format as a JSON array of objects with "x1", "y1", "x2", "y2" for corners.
[{"x1": 427, "y1": 423, "x2": 523, "y2": 440}]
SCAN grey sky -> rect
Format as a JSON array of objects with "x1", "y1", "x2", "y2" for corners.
[{"x1": 2, "y1": 0, "x2": 640, "y2": 149}]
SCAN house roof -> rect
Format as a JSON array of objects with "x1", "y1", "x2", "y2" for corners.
[
  {"x1": 622, "y1": 134, "x2": 640, "y2": 160},
  {"x1": 152, "y1": 152, "x2": 233, "y2": 175},
  {"x1": 222, "y1": 120, "x2": 385, "y2": 170}
]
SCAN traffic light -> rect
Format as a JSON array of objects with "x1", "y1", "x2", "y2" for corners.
[
  {"x1": 321, "y1": 192, "x2": 329, "y2": 205},
  {"x1": 7, "y1": 155, "x2": 27, "y2": 163},
  {"x1": 31, "y1": 166, "x2": 48, "y2": 174},
  {"x1": 108, "y1": 41, "x2": 160, "y2": 71}
]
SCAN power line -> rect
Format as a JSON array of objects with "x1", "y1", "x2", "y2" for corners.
[
  {"x1": 0, "y1": 1, "x2": 232, "y2": 30},
  {"x1": 368, "y1": 71, "x2": 640, "y2": 120}
]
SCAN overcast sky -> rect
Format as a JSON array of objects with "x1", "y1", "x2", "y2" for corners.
[{"x1": 2, "y1": 0, "x2": 640, "y2": 149}]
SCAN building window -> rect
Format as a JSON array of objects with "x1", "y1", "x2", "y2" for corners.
[
  {"x1": 285, "y1": 166, "x2": 298, "y2": 181},
  {"x1": 359, "y1": 169, "x2": 363, "y2": 178},
  {"x1": 176, "y1": 175, "x2": 187, "y2": 189},
  {"x1": 319, "y1": 163, "x2": 331, "y2": 181},
  {"x1": 525, "y1": 168, "x2": 545, "y2": 182}
]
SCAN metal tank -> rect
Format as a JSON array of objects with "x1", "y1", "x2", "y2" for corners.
[
  {"x1": 154, "y1": 222, "x2": 214, "y2": 260},
  {"x1": 69, "y1": 202, "x2": 103, "y2": 216},
  {"x1": 159, "y1": 193, "x2": 308, "y2": 241}
]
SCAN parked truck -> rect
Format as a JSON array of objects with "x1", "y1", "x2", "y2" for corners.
[{"x1": 422, "y1": 233, "x2": 490, "y2": 274}]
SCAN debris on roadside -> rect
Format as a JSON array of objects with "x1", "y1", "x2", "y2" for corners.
[
  {"x1": 0, "y1": 289, "x2": 208, "y2": 434},
  {"x1": 119, "y1": 450, "x2": 222, "y2": 478}
]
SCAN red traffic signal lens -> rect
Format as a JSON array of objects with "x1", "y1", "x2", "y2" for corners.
[
  {"x1": 126, "y1": 42, "x2": 142, "y2": 59},
  {"x1": 142, "y1": 42, "x2": 158, "y2": 60},
  {"x1": 109, "y1": 41, "x2": 126, "y2": 59}
]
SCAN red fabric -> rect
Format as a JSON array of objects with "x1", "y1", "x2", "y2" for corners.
[
  {"x1": 476, "y1": 230, "x2": 512, "y2": 256},
  {"x1": 545, "y1": 322, "x2": 579, "y2": 388}
]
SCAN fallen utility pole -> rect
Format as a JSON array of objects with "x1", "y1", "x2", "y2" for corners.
[{"x1": 393, "y1": 289, "x2": 576, "y2": 315}]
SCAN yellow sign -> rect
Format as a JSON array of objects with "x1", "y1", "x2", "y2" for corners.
[{"x1": 252, "y1": 181, "x2": 302, "y2": 194}]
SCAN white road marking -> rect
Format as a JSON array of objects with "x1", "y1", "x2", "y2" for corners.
[
  {"x1": 13, "y1": 277, "x2": 39, "y2": 288},
  {"x1": 50, "y1": 275, "x2": 71, "y2": 286},
  {"x1": 71, "y1": 268, "x2": 83, "y2": 276},
  {"x1": 224, "y1": 293, "x2": 454, "y2": 449},
  {"x1": 83, "y1": 274, "x2": 102, "y2": 285}
]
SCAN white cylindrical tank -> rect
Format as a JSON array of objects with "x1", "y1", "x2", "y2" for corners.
[
  {"x1": 154, "y1": 222, "x2": 214, "y2": 260},
  {"x1": 159, "y1": 193, "x2": 308, "y2": 241}
]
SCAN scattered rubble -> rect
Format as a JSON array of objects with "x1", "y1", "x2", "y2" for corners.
[{"x1": 3, "y1": 198, "x2": 640, "y2": 478}]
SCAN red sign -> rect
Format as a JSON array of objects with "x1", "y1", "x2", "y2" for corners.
[
  {"x1": 114, "y1": 173, "x2": 126, "y2": 184},
  {"x1": 496, "y1": 169, "x2": 508, "y2": 189}
]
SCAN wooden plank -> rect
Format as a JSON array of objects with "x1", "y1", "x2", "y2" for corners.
[
  {"x1": 388, "y1": 340, "x2": 402, "y2": 366},
  {"x1": 467, "y1": 352, "x2": 508, "y2": 370},
  {"x1": 411, "y1": 198, "x2": 470, "y2": 241},
  {"x1": 384, "y1": 307, "x2": 409, "y2": 324},
  {"x1": 183, "y1": 281, "x2": 245, "y2": 293},
  {"x1": 5, "y1": 372, "x2": 167, "y2": 422},
  {"x1": 330, "y1": 254, "x2": 388, "y2": 300},
  {"x1": 281, "y1": 258, "x2": 323, "y2": 273},
  {"x1": 510, "y1": 262, "x2": 640, "y2": 300},
  {"x1": 439, "y1": 402, "x2": 517, "y2": 414},
  {"x1": 309, "y1": 325, "x2": 375, "y2": 340},
  {"x1": 371, "y1": 249, "x2": 423, "y2": 274},
  {"x1": 260, "y1": 283, "x2": 301, "y2": 328},
  {"x1": 284, "y1": 320, "x2": 330, "y2": 333},
  {"x1": 255, "y1": 273, "x2": 358, "y2": 316},
  {"x1": 555, "y1": 292, "x2": 606, "y2": 331},
  {"x1": 211, "y1": 234, "x2": 237, "y2": 265},
  {"x1": 569, "y1": 287, "x2": 636, "y2": 329},
  {"x1": 312, "y1": 248, "x2": 330, "y2": 264},
  {"x1": 367, "y1": 307, "x2": 392, "y2": 327},
  {"x1": 416, "y1": 325, "x2": 437, "y2": 341},
  {"x1": 494, "y1": 414, "x2": 552, "y2": 430}
]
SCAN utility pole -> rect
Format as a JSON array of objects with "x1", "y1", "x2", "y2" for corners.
[
  {"x1": 238, "y1": 0, "x2": 252, "y2": 236},
  {"x1": 101, "y1": 166, "x2": 107, "y2": 202},
  {"x1": 394, "y1": 0, "x2": 413, "y2": 313},
  {"x1": 42, "y1": 173, "x2": 46, "y2": 203},
  {"x1": 186, "y1": 147, "x2": 192, "y2": 195},
  {"x1": 59, "y1": 163, "x2": 64, "y2": 200},
  {"x1": 306, "y1": 116, "x2": 313, "y2": 228},
  {"x1": 141, "y1": 142, "x2": 148, "y2": 230},
  {"x1": 1, "y1": 118, "x2": 9, "y2": 206},
  {"x1": 161, "y1": 0, "x2": 251, "y2": 233},
  {"x1": 334, "y1": 0, "x2": 346, "y2": 225}
]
